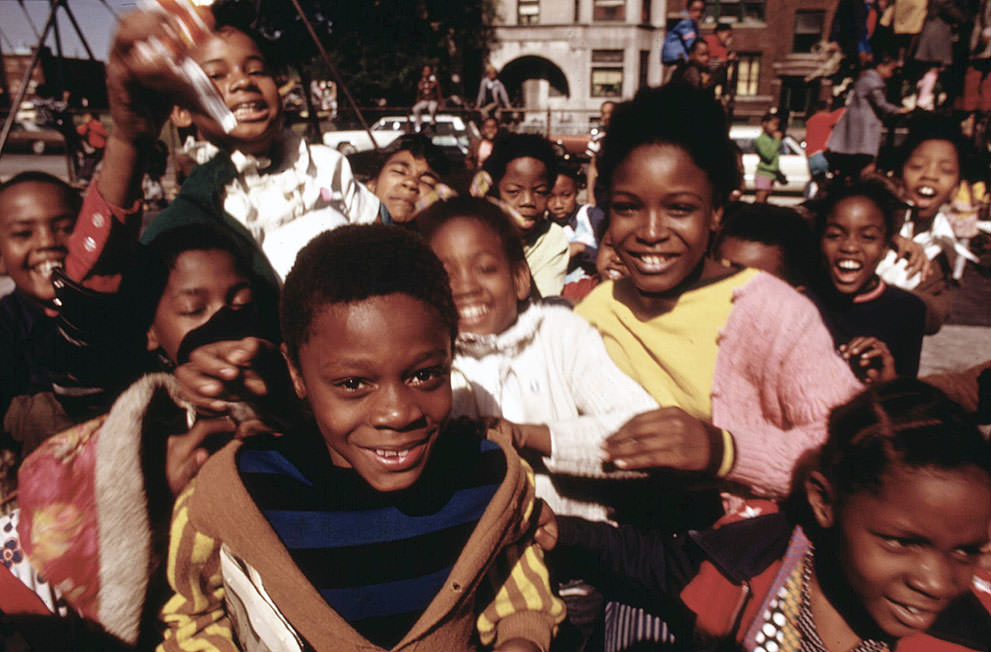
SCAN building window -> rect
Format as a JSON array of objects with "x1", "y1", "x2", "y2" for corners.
[
  {"x1": 594, "y1": 0, "x2": 626, "y2": 22},
  {"x1": 702, "y1": 0, "x2": 764, "y2": 24},
  {"x1": 518, "y1": 0, "x2": 539, "y2": 25},
  {"x1": 592, "y1": 50, "x2": 624, "y2": 97},
  {"x1": 641, "y1": 0, "x2": 652, "y2": 23},
  {"x1": 735, "y1": 53, "x2": 760, "y2": 96},
  {"x1": 793, "y1": 11, "x2": 825, "y2": 53},
  {"x1": 591, "y1": 68, "x2": 624, "y2": 96},
  {"x1": 639, "y1": 50, "x2": 650, "y2": 89}
]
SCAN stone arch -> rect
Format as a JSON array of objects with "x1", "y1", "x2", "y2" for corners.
[{"x1": 498, "y1": 55, "x2": 570, "y2": 105}]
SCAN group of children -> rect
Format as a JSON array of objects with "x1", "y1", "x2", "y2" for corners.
[{"x1": 0, "y1": 5, "x2": 988, "y2": 652}]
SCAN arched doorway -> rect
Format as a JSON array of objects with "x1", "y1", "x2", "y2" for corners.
[{"x1": 499, "y1": 55, "x2": 570, "y2": 107}]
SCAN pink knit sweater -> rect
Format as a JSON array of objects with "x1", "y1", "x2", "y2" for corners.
[{"x1": 711, "y1": 272, "x2": 862, "y2": 495}]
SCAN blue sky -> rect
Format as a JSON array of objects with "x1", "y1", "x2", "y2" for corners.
[{"x1": 0, "y1": 1, "x2": 135, "y2": 61}]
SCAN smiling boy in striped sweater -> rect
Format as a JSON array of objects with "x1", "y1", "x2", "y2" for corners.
[{"x1": 157, "y1": 225, "x2": 564, "y2": 652}]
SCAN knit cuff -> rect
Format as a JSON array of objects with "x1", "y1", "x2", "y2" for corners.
[
  {"x1": 716, "y1": 429, "x2": 736, "y2": 478},
  {"x1": 703, "y1": 425, "x2": 735, "y2": 478},
  {"x1": 494, "y1": 611, "x2": 555, "y2": 652}
]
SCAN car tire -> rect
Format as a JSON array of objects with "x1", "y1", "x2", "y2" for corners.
[{"x1": 32, "y1": 140, "x2": 45, "y2": 155}]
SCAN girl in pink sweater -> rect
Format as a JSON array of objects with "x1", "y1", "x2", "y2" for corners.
[
  {"x1": 576, "y1": 85, "x2": 863, "y2": 500},
  {"x1": 572, "y1": 82, "x2": 865, "y2": 652}
]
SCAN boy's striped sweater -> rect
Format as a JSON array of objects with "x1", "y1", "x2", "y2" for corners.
[{"x1": 158, "y1": 421, "x2": 564, "y2": 652}]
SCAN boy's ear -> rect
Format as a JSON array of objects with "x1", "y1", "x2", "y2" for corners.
[
  {"x1": 171, "y1": 106, "x2": 193, "y2": 129},
  {"x1": 282, "y1": 343, "x2": 307, "y2": 399},
  {"x1": 806, "y1": 470, "x2": 837, "y2": 529},
  {"x1": 513, "y1": 262, "x2": 532, "y2": 301}
]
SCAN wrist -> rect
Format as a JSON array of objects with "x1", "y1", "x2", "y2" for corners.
[{"x1": 703, "y1": 424, "x2": 735, "y2": 477}]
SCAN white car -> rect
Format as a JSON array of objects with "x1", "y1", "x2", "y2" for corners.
[
  {"x1": 322, "y1": 114, "x2": 477, "y2": 155},
  {"x1": 729, "y1": 125, "x2": 810, "y2": 195}
]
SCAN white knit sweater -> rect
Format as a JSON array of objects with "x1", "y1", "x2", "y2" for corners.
[{"x1": 452, "y1": 303, "x2": 658, "y2": 521}]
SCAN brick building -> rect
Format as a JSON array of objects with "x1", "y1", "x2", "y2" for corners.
[
  {"x1": 693, "y1": 0, "x2": 836, "y2": 121},
  {"x1": 486, "y1": 0, "x2": 837, "y2": 126}
]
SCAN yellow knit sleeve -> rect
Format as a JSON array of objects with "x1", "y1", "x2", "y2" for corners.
[
  {"x1": 157, "y1": 480, "x2": 237, "y2": 652},
  {"x1": 477, "y1": 462, "x2": 566, "y2": 651}
]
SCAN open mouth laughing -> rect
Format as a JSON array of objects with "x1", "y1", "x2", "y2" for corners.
[
  {"x1": 230, "y1": 100, "x2": 269, "y2": 123},
  {"x1": 457, "y1": 303, "x2": 489, "y2": 327},
  {"x1": 831, "y1": 257, "x2": 866, "y2": 287}
]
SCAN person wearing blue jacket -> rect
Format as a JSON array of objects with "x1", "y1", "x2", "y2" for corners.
[{"x1": 662, "y1": 0, "x2": 705, "y2": 65}]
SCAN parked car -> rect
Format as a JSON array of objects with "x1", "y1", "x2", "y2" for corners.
[
  {"x1": 729, "y1": 125, "x2": 810, "y2": 194},
  {"x1": 323, "y1": 114, "x2": 478, "y2": 155}
]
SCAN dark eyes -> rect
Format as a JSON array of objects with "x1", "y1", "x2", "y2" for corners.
[
  {"x1": 335, "y1": 378, "x2": 367, "y2": 392},
  {"x1": 610, "y1": 203, "x2": 698, "y2": 216},
  {"x1": 332, "y1": 366, "x2": 449, "y2": 395},
  {"x1": 409, "y1": 366, "x2": 448, "y2": 386}
]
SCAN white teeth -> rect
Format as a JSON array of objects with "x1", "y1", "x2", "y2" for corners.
[
  {"x1": 33, "y1": 260, "x2": 63, "y2": 278},
  {"x1": 837, "y1": 259, "x2": 862, "y2": 271},
  {"x1": 638, "y1": 254, "x2": 672, "y2": 269},
  {"x1": 458, "y1": 305, "x2": 488, "y2": 321},
  {"x1": 375, "y1": 448, "x2": 409, "y2": 460},
  {"x1": 232, "y1": 102, "x2": 266, "y2": 120},
  {"x1": 905, "y1": 605, "x2": 920, "y2": 614},
  {"x1": 917, "y1": 186, "x2": 936, "y2": 197}
]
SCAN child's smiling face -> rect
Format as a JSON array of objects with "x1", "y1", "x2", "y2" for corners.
[
  {"x1": 0, "y1": 181, "x2": 76, "y2": 308},
  {"x1": 900, "y1": 139, "x2": 959, "y2": 220},
  {"x1": 595, "y1": 231, "x2": 628, "y2": 282},
  {"x1": 191, "y1": 28, "x2": 282, "y2": 156},
  {"x1": 496, "y1": 157, "x2": 551, "y2": 234},
  {"x1": 814, "y1": 463, "x2": 990, "y2": 639},
  {"x1": 428, "y1": 216, "x2": 530, "y2": 337},
  {"x1": 287, "y1": 294, "x2": 453, "y2": 493},
  {"x1": 607, "y1": 144, "x2": 717, "y2": 305},
  {"x1": 482, "y1": 118, "x2": 499, "y2": 141},
  {"x1": 821, "y1": 196, "x2": 887, "y2": 295}
]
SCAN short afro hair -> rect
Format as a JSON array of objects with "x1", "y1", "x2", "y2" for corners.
[
  {"x1": 891, "y1": 112, "x2": 970, "y2": 179},
  {"x1": 819, "y1": 378, "x2": 990, "y2": 502},
  {"x1": 126, "y1": 223, "x2": 261, "y2": 336},
  {"x1": 808, "y1": 178, "x2": 904, "y2": 241},
  {"x1": 713, "y1": 202, "x2": 818, "y2": 287},
  {"x1": 0, "y1": 171, "x2": 82, "y2": 215},
  {"x1": 483, "y1": 133, "x2": 558, "y2": 193},
  {"x1": 415, "y1": 196, "x2": 527, "y2": 270},
  {"x1": 280, "y1": 224, "x2": 458, "y2": 365},
  {"x1": 595, "y1": 85, "x2": 740, "y2": 208},
  {"x1": 210, "y1": 0, "x2": 286, "y2": 73},
  {"x1": 374, "y1": 134, "x2": 451, "y2": 180}
]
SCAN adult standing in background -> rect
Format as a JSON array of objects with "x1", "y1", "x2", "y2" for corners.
[
  {"x1": 585, "y1": 100, "x2": 615, "y2": 204},
  {"x1": 828, "y1": 55, "x2": 910, "y2": 180},
  {"x1": 412, "y1": 64, "x2": 443, "y2": 133},
  {"x1": 475, "y1": 65, "x2": 510, "y2": 121}
]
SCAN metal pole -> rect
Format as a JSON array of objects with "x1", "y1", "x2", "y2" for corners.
[
  {"x1": 0, "y1": 5, "x2": 58, "y2": 156},
  {"x1": 287, "y1": 0, "x2": 379, "y2": 150},
  {"x1": 50, "y1": 0, "x2": 66, "y2": 95},
  {"x1": 61, "y1": 0, "x2": 97, "y2": 60}
]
